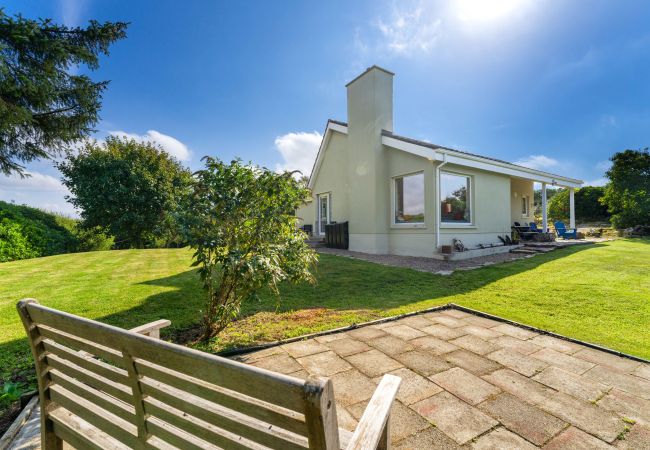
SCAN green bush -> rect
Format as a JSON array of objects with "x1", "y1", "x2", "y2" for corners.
[
  {"x1": 0, "y1": 201, "x2": 114, "y2": 262},
  {"x1": 548, "y1": 186, "x2": 610, "y2": 223}
]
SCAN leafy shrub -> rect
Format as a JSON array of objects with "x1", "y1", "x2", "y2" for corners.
[
  {"x1": 0, "y1": 201, "x2": 114, "y2": 262},
  {"x1": 548, "y1": 186, "x2": 610, "y2": 223}
]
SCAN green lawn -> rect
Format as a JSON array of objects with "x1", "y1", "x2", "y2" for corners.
[{"x1": 1, "y1": 239, "x2": 649, "y2": 391}]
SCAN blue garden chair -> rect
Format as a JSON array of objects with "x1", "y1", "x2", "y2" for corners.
[
  {"x1": 529, "y1": 222, "x2": 543, "y2": 232},
  {"x1": 554, "y1": 221, "x2": 577, "y2": 239}
]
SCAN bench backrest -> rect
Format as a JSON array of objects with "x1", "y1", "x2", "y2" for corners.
[
  {"x1": 18, "y1": 299, "x2": 341, "y2": 450},
  {"x1": 554, "y1": 221, "x2": 567, "y2": 232}
]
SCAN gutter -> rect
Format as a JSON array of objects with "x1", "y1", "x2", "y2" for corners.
[{"x1": 435, "y1": 152, "x2": 448, "y2": 251}]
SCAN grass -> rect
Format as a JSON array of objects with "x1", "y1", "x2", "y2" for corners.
[{"x1": 1, "y1": 239, "x2": 649, "y2": 393}]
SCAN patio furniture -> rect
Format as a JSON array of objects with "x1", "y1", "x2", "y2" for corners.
[
  {"x1": 529, "y1": 222, "x2": 543, "y2": 232},
  {"x1": 512, "y1": 224, "x2": 535, "y2": 241},
  {"x1": 17, "y1": 299, "x2": 401, "y2": 450},
  {"x1": 554, "y1": 221, "x2": 578, "y2": 239}
]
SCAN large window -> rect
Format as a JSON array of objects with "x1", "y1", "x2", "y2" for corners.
[
  {"x1": 440, "y1": 172, "x2": 471, "y2": 224},
  {"x1": 394, "y1": 173, "x2": 424, "y2": 224}
]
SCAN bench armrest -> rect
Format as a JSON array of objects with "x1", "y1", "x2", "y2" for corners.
[
  {"x1": 129, "y1": 319, "x2": 171, "y2": 339},
  {"x1": 345, "y1": 374, "x2": 401, "y2": 450}
]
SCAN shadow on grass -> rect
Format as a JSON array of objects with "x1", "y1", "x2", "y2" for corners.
[{"x1": 0, "y1": 243, "x2": 602, "y2": 386}]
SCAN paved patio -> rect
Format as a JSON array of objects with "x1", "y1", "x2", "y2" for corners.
[
  {"x1": 5, "y1": 308, "x2": 649, "y2": 449},
  {"x1": 235, "y1": 308, "x2": 650, "y2": 449}
]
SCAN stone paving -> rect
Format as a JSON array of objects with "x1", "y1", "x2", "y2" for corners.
[{"x1": 234, "y1": 308, "x2": 650, "y2": 449}]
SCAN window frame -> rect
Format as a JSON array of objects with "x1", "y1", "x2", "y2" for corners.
[
  {"x1": 521, "y1": 195, "x2": 529, "y2": 217},
  {"x1": 391, "y1": 171, "x2": 426, "y2": 228},
  {"x1": 316, "y1": 192, "x2": 331, "y2": 236},
  {"x1": 439, "y1": 170, "x2": 474, "y2": 227}
]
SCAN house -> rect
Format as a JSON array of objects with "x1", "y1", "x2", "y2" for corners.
[{"x1": 296, "y1": 66, "x2": 582, "y2": 258}]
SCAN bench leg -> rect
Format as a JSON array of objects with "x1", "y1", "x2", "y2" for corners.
[
  {"x1": 42, "y1": 420, "x2": 63, "y2": 450},
  {"x1": 377, "y1": 413, "x2": 391, "y2": 450}
]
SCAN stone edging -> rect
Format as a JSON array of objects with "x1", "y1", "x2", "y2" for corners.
[
  {"x1": 218, "y1": 303, "x2": 650, "y2": 365},
  {"x1": 0, "y1": 395, "x2": 38, "y2": 448}
]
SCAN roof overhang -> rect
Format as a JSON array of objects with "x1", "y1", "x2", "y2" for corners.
[
  {"x1": 307, "y1": 120, "x2": 348, "y2": 190},
  {"x1": 382, "y1": 135, "x2": 583, "y2": 188}
]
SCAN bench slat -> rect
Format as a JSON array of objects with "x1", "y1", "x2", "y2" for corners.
[
  {"x1": 49, "y1": 407, "x2": 131, "y2": 450},
  {"x1": 42, "y1": 338, "x2": 130, "y2": 385},
  {"x1": 45, "y1": 353, "x2": 133, "y2": 404},
  {"x1": 142, "y1": 380, "x2": 309, "y2": 450},
  {"x1": 37, "y1": 324, "x2": 124, "y2": 365},
  {"x1": 145, "y1": 417, "x2": 223, "y2": 450},
  {"x1": 48, "y1": 369, "x2": 135, "y2": 423},
  {"x1": 27, "y1": 302, "x2": 307, "y2": 412},
  {"x1": 136, "y1": 360, "x2": 308, "y2": 436},
  {"x1": 48, "y1": 384, "x2": 138, "y2": 448},
  {"x1": 145, "y1": 398, "x2": 263, "y2": 450}
]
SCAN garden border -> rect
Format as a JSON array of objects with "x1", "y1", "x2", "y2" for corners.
[{"x1": 218, "y1": 303, "x2": 650, "y2": 364}]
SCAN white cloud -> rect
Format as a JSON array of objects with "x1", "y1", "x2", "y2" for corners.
[
  {"x1": 108, "y1": 130, "x2": 191, "y2": 161},
  {"x1": 274, "y1": 131, "x2": 322, "y2": 177},
  {"x1": 0, "y1": 171, "x2": 76, "y2": 216},
  {"x1": 514, "y1": 155, "x2": 559, "y2": 170},
  {"x1": 376, "y1": 5, "x2": 442, "y2": 56},
  {"x1": 596, "y1": 160, "x2": 611, "y2": 171}
]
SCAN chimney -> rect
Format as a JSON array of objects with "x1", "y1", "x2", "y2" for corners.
[{"x1": 345, "y1": 66, "x2": 394, "y2": 253}]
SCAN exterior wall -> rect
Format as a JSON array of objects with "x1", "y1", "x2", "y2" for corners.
[
  {"x1": 296, "y1": 131, "x2": 349, "y2": 233},
  {"x1": 510, "y1": 178, "x2": 535, "y2": 225},
  {"x1": 437, "y1": 163, "x2": 512, "y2": 249}
]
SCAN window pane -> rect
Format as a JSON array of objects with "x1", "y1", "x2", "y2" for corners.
[
  {"x1": 440, "y1": 173, "x2": 471, "y2": 223},
  {"x1": 395, "y1": 173, "x2": 424, "y2": 224}
]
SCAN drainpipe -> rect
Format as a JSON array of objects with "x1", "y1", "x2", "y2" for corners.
[{"x1": 435, "y1": 152, "x2": 448, "y2": 252}]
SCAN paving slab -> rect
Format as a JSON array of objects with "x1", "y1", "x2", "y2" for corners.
[
  {"x1": 398, "y1": 315, "x2": 436, "y2": 330},
  {"x1": 346, "y1": 326, "x2": 387, "y2": 341},
  {"x1": 490, "y1": 335, "x2": 542, "y2": 355},
  {"x1": 530, "y1": 347, "x2": 595, "y2": 375},
  {"x1": 385, "y1": 368, "x2": 443, "y2": 405},
  {"x1": 430, "y1": 367, "x2": 500, "y2": 405},
  {"x1": 633, "y1": 363, "x2": 650, "y2": 381},
  {"x1": 573, "y1": 347, "x2": 642, "y2": 374},
  {"x1": 529, "y1": 335, "x2": 583, "y2": 354},
  {"x1": 393, "y1": 350, "x2": 453, "y2": 377},
  {"x1": 420, "y1": 324, "x2": 467, "y2": 340},
  {"x1": 470, "y1": 427, "x2": 538, "y2": 450},
  {"x1": 324, "y1": 337, "x2": 370, "y2": 357},
  {"x1": 393, "y1": 426, "x2": 462, "y2": 449},
  {"x1": 533, "y1": 366, "x2": 610, "y2": 402},
  {"x1": 584, "y1": 364, "x2": 650, "y2": 399},
  {"x1": 543, "y1": 426, "x2": 614, "y2": 449},
  {"x1": 411, "y1": 391, "x2": 498, "y2": 445},
  {"x1": 478, "y1": 393, "x2": 566, "y2": 446},
  {"x1": 449, "y1": 334, "x2": 499, "y2": 355},
  {"x1": 345, "y1": 349, "x2": 403, "y2": 377},
  {"x1": 615, "y1": 424, "x2": 650, "y2": 450},
  {"x1": 461, "y1": 325, "x2": 503, "y2": 340},
  {"x1": 383, "y1": 324, "x2": 427, "y2": 341},
  {"x1": 462, "y1": 315, "x2": 502, "y2": 328},
  {"x1": 440, "y1": 309, "x2": 472, "y2": 319},
  {"x1": 328, "y1": 369, "x2": 377, "y2": 406},
  {"x1": 486, "y1": 348, "x2": 548, "y2": 377},
  {"x1": 249, "y1": 352, "x2": 302, "y2": 374},
  {"x1": 366, "y1": 334, "x2": 414, "y2": 356},
  {"x1": 348, "y1": 400, "x2": 431, "y2": 443},
  {"x1": 296, "y1": 350, "x2": 352, "y2": 376},
  {"x1": 491, "y1": 323, "x2": 538, "y2": 340},
  {"x1": 445, "y1": 349, "x2": 503, "y2": 375},
  {"x1": 409, "y1": 336, "x2": 458, "y2": 355},
  {"x1": 483, "y1": 368, "x2": 556, "y2": 406},
  {"x1": 597, "y1": 388, "x2": 650, "y2": 426},
  {"x1": 281, "y1": 339, "x2": 330, "y2": 358},
  {"x1": 430, "y1": 315, "x2": 467, "y2": 328}
]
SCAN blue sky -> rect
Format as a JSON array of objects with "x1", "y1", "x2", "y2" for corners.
[{"x1": 2, "y1": 0, "x2": 650, "y2": 215}]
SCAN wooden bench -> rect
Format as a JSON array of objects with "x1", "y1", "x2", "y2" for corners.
[{"x1": 17, "y1": 299, "x2": 401, "y2": 450}]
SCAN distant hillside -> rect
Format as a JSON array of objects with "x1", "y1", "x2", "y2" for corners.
[{"x1": 0, "y1": 201, "x2": 112, "y2": 262}]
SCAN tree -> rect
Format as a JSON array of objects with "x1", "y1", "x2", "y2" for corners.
[
  {"x1": 0, "y1": 9, "x2": 128, "y2": 176},
  {"x1": 601, "y1": 148, "x2": 650, "y2": 229},
  {"x1": 548, "y1": 186, "x2": 610, "y2": 223},
  {"x1": 58, "y1": 137, "x2": 191, "y2": 248},
  {"x1": 182, "y1": 158, "x2": 317, "y2": 339}
]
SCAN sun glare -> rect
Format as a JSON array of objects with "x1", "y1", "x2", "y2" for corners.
[{"x1": 457, "y1": 0, "x2": 521, "y2": 22}]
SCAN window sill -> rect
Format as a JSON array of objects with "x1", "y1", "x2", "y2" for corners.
[
  {"x1": 440, "y1": 223, "x2": 476, "y2": 229},
  {"x1": 391, "y1": 223, "x2": 427, "y2": 229}
]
